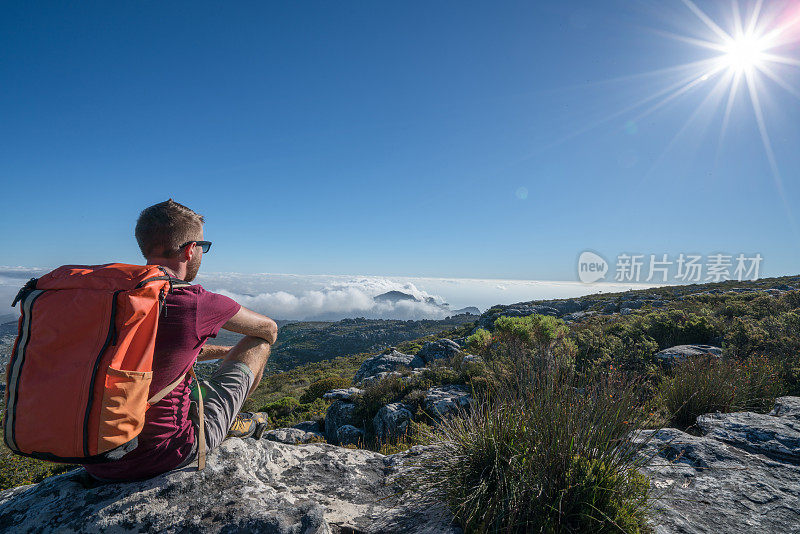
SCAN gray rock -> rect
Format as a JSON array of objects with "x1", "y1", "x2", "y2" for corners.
[
  {"x1": 562, "y1": 310, "x2": 598, "y2": 322},
  {"x1": 635, "y1": 400, "x2": 800, "y2": 533},
  {"x1": 323, "y1": 387, "x2": 364, "y2": 401},
  {"x1": 697, "y1": 409, "x2": 800, "y2": 464},
  {"x1": 769, "y1": 396, "x2": 800, "y2": 419},
  {"x1": 354, "y1": 349, "x2": 425, "y2": 384},
  {"x1": 461, "y1": 354, "x2": 483, "y2": 365},
  {"x1": 325, "y1": 401, "x2": 360, "y2": 444},
  {"x1": 424, "y1": 386, "x2": 472, "y2": 419},
  {"x1": 654, "y1": 345, "x2": 722, "y2": 367},
  {"x1": 417, "y1": 339, "x2": 462, "y2": 365},
  {"x1": 265, "y1": 427, "x2": 325, "y2": 445},
  {"x1": 294, "y1": 420, "x2": 323, "y2": 433},
  {"x1": 620, "y1": 307, "x2": 634, "y2": 315},
  {"x1": 337, "y1": 425, "x2": 365, "y2": 447},
  {"x1": 0, "y1": 438, "x2": 461, "y2": 533},
  {"x1": 373, "y1": 403, "x2": 414, "y2": 443}
]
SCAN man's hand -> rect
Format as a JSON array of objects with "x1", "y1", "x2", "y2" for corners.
[
  {"x1": 222, "y1": 307, "x2": 279, "y2": 345},
  {"x1": 198, "y1": 344, "x2": 233, "y2": 361}
]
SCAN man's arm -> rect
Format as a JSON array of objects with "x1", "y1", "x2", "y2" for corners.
[
  {"x1": 221, "y1": 307, "x2": 279, "y2": 345},
  {"x1": 198, "y1": 345, "x2": 233, "y2": 361}
]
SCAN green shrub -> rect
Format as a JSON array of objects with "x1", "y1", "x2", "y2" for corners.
[
  {"x1": 0, "y1": 446, "x2": 76, "y2": 491},
  {"x1": 400, "y1": 362, "x2": 653, "y2": 533},
  {"x1": 466, "y1": 328, "x2": 492, "y2": 353},
  {"x1": 299, "y1": 375, "x2": 350, "y2": 404},
  {"x1": 657, "y1": 355, "x2": 782, "y2": 428}
]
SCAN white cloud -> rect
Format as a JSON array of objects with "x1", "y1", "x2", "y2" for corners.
[{"x1": 0, "y1": 267, "x2": 659, "y2": 322}]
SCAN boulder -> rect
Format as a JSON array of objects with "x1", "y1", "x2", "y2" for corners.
[
  {"x1": 373, "y1": 403, "x2": 414, "y2": 443},
  {"x1": 337, "y1": 425, "x2": 365, "y2": 447},
  {"x1": 654, "y1": 345, "x2": 722, "y2": 367},
  {"x1": 0, "y1": 438, "x2": 461, "y2": 533},
  {"x1": 323, "y1": 387, "x2": 364, "y2": 401},
  {"x1": 697, "y1": 405, "x2": 800, "y2": 464},
  {"x1": 293, "y1": 420, "x2": 323, "y2": 434},
  {"x1": 424, "y1": 386, "x2": 472, "y2": 419},
  {"x1": 634, "y1": 398, "x2": 800, "y2": 533},
  {"x1": 353, "y1": 349, "x2": 425, "y2": 384},
  {"x1": 325, "y1": 400, "x2": 360, "y2": 444},
  {"x1": 265, "y1": 427, "x2": 324, "y2": 445},
  {"x1": 417, "y1": 339, "x2": 462, "y2": 365},
  {"x1": 461, "y1": 354, "x2": 483, "y2": 365},
  {"x1": 562, "y1": 310, "x2": 598, "y2": 322},
  {"x1": 769, "y1": 396, "x2": 800, "y2": 419}
]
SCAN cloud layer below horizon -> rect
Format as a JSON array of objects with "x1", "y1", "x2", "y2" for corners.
[{"x1": 0, "y1": 267, "x2": 656, "y2": 321}]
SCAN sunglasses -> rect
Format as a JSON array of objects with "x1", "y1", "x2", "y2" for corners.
[{"x1": 179, "y1": 240, "x2": 212, "y2": 253}]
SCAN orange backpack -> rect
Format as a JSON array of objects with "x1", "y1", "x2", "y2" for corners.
[{"x1": 3, "y1": 263, "x2": 205, "y2": 468}]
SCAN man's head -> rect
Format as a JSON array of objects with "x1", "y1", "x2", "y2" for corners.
[{"x1": 135, "y1": 199, "x2": 206, "y2": 282}]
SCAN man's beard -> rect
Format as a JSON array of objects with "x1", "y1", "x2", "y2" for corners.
[{"x1": 185, "y1": 253, "x2": 201, "y2": 282}]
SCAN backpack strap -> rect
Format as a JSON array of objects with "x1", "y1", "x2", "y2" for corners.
[
  {"x1": 188, "y1": 367, "x2": 206, "y2": 470},
  {"x1": 147, "y1": 373, "x2": 187, "y2": 406},
  {"x1": 145, "y1": 367, "x2": 205, "y2": 471}
]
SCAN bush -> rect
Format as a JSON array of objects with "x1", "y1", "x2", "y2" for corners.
[
  {"x1": 657, "y1": 355, "x2": 783, "y2": 428},
  {"x1": 400, "y1": 359, "x2": 653, "y2": 532},
  {"x1": 0, "y1": 446, "x2": 76, "y2": 491},
  {"x1": 299, "y1": 375, "x2": 350, "y2": 404},
  {"x1": 466, "y1": 328, "x2": 492, "y2": 353}
]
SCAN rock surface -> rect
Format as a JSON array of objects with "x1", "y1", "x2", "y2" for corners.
[
  {"x1": 653, "y1": 344, "x2": 722, "y2": 367},
  {"x1": 323, "y1": 387, "x2": 364, "y2": 401},
  {"x1": 635, "y1": 396, "x2": 800, "y2": 533},
  {"x1": 353, "y1": 349, "x2": 425, "y2": 384},
  {"x1": 373, "y1": 403, "x2": 414, "y2": 443},
  {"x1": 416, "y1": 339, "x2": 461, "y2": 365},
  {"x1": 336, "y1": 424, "x2": 365, "y2": 447},
  {"x1": 324, "y1": 400, "x2": 360, "y2": 444},
  {"x1": 0, "y1": 438, "x2": 461, "y2": 533},
  {"x1": 264, "y1": 427, "x2": 325, "y2": 445},
  {"x1": 424, "y1": 385, "x2": 472, "y2": 419}
]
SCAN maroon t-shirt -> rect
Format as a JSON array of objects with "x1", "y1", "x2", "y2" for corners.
[{"x1": 85, "y1": 285, "x2": 240, "y2": 481}]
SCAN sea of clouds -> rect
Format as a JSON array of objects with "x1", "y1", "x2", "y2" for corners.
[{"x1": 0, "y1": 267, "x2": 655, "y2": 322}]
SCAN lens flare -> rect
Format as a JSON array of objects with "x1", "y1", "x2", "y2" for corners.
[{"x1": 721, "y1": 34, "x2": 767, "y2": 72}]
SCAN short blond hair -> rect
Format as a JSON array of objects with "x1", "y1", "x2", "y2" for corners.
[{"x1": 135, "y1": 199, "x2": 205, "y2": 258}]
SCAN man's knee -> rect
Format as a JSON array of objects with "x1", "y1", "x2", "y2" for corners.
[{"x1": 224, "y1": 336, "x2": 270, "y2": 375}]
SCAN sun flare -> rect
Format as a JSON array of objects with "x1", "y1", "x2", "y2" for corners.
[{"x1": 721, "y1": 34, "x2": 767, "y2": 72}]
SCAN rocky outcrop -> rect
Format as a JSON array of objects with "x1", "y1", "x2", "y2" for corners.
[
  {"x1": 0, "y1": 438, "x2": 461, "y2": 533},
  {"x1": 325, "y1": 400, "x2": 360, "y2": 445},
  {"x1": 635, "y1": 396, "x2": 800, "y2": 533},
  {"x1": 373, "y1": 403, "x2": 414, "y2": 443},
  {"x1": 323, "y1": 387, "x2": 364, "y2": 401},
  {"x1": 416, "y1": 339, "x2": 462, "y2": 365},
  {"x1": 653, "y1": 345, "x2": 722, "y2": 367},
  {"x1": 265, "y1": 427, "x2": 325, "y2": 445},
  {"x1": 353, "y1": 349, "x2": 425, "y2": 384},
  {"x1": 424, "y1": 386, "x2": 472, "y2": 419},
  {"x1": 336, "y1": 425, "x2": 365, "y2": 447}
]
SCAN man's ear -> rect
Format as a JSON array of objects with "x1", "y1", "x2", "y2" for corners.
[{"x1": 181, "y1": 242, "x2": 196, "y2": 263}]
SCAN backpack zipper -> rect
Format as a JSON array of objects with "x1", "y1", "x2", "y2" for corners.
[{"x1": 82, "y1": 290, "x2": 121, "y2": 457}]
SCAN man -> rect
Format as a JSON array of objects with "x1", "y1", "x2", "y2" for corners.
[{"x1": 84, "y1": 199, "x2": 278, "y2": 481}]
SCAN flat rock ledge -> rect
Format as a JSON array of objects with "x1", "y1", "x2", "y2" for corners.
[
  {"x1": 0, "y1": 438, "x2": 460, "y2": 534},
  {"x1": 3, "y1": 398, "x2": 799, "y2": 533},
  {"x1": 635, "y1": 396, "x2": 800, "y2": 534}
]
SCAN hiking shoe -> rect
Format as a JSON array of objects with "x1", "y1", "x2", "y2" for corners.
[{"x1": 227, "y1": 412, "x2": 269, "y2": 439}]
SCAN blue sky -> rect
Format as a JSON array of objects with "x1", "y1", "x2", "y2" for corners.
[{"x1": 1, "y1": 1, "x2": 799, "y2": 282}]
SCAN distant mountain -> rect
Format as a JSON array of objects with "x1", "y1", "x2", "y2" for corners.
[
  {"x1": 373, "y1": 290, "x2": 418, "y2": 303},
  {"x1": 373, "y1": 291, "x2": 480, "y2": 317}
]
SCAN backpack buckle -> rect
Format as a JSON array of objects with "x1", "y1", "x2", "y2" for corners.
[{"x1": 11, "y1": 278, "x2": 38, "y2": 307}]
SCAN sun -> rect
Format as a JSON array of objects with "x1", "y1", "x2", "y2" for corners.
[{"x1": 721, "y1": 34, "x2": 767, "y2": 72}]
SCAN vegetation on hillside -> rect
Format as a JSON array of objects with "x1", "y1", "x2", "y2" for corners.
[{"x1": 1, "y1": 273, "x2": 798, "y2": 532}]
